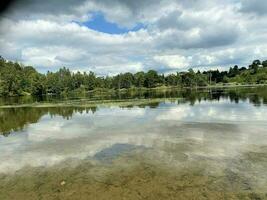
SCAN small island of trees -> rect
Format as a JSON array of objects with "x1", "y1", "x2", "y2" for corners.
[{"x1": 0, "y1": 56, "x2": 267, "y2": 97}]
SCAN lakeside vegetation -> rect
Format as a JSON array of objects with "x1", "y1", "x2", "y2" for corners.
[{"x1": 0, "y1": 55, "x2": 267, "y2": 97}]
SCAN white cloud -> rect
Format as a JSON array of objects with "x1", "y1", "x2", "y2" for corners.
[
  {"x1": 240, "y1": 0, "x2": 267, "y2": 16},
  {"x1": 154, "y1": 54, "x2": 189, "y2": 69},
  {"x1": 0, "y1": 0, "x2": 267, "y2": 74}
]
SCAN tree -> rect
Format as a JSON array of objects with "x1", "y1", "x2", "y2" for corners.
[
  {"x1": 182, "y1": 69, "x2": 197, "y2": 87},
  {"x1": 134, "y1": 72, "x2": 145, "y2": 87},
  {"x1": 112, "y1": 74, "x2": 122, "y2": 89},
  {"x1": 121, "y1": 72, "x2": 134, "y2": 89},
  {"x1": 166, "y1": 74, "x2": 179, "y2": 86},
  {"x1": 73, "y1": 71, "x2": 84, "y2": 89},
  {"x1": 249, "y1": 60, "x2": 261, "y2": 74},
  {"x1": 104, "y1": 76, "x2": 113, "y2": 89},
  {"x1": 85, "y1": 71, "x2": 96, "y2": 90},
  {"x1": 262, "y1": 60, "x2": 267, "y2": 68},
  {"x1": 0, "y1": 55, "x2": 266, "y2": 97},
  {"x1": 145, "y1": 70, "x2": 159, "y2": 88}
]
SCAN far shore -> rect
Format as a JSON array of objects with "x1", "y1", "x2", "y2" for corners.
[
  {"x1": 0, "y1": 84, "x2": 266, "y2": 108},
  {"x1": 93, "y1": 83, "x2": 267, "y2": 93},
  {"x1": 1, "y1": 83, "x2": 266, "y2": 99}
]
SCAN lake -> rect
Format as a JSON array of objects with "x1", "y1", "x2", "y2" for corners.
[{"x1": 0, "y1": 87, "x2": 267, "y2": 199}]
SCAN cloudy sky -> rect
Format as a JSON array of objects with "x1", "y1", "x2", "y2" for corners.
[{"x1": 0, "y1": 0, "x2": 267, "y2": 75}]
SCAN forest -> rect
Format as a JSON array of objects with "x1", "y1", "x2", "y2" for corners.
[{"x1": 0, "y1": 55, "x2": 267, "y2": 96}]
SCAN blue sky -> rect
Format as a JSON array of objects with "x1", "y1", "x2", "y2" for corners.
[
  {"x1": 78, "y1": 12, "x2": 145, "y2": 34},
  {"x1": 0, "y1": 0, "x2": 267, "y2": 75}
]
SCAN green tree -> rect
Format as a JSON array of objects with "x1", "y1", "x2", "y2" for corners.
[
  {"x1": 249, "y1": 60, "x2": 261, "y2": 74},
  {"x1": 145, "y1": 70, "x2": 159, "y2": 88},
  {"x1": 262, "y1": 60, "x2": 267, "y2": 68},
  {"x1": 0, "y1": 55, "x2": 266, "y2": 97},
  {"x1": 166, "y1": 74, "x2": 178, "y2": 86},
  {"x1": 84, "y1": 71, "x2": 96, "y2": 90},
  {"x1": 134, "y1": 72, "x2": 145, "y2": 87},
  {"x1": 121, "y1": 72, "x2": 134, "y2": 89}
]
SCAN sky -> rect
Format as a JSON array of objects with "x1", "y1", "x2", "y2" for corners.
[{"x1": 0, "y1": 0, "x2": 267, "y2": 76}]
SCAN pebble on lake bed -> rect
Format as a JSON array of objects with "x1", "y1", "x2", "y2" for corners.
[{"x1": 60, "y1": 181, "x2": 66, "y2": 186}]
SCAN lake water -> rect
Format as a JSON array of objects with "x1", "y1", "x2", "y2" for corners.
[{"x1": 0, "y1": 87, "x2": 267, "y2": 199}]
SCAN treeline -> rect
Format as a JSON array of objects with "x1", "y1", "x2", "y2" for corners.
[{"x1": 0, "y1": 56, "x2": 267, "y2": 96}]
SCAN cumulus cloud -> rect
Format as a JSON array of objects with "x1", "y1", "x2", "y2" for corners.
[
  {"x1": 1, "y1": 0, "x2": 90, "y2": 22},
  {"x1": 0, "y1": 0, "x2": 267, "y2": 74},
  {"x1": 154, "y1": 54, "x2": 189, "y2": 69},
  {"x1": 240, "y1": 0, "x2": 267, "y2": 16}
]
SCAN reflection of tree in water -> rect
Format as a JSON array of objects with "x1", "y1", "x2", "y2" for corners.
[
  {"x1": 0, "y1": 107, "x2": 97, "y2": 136},
  {"x1": 179, "y1": 87, "x2": 267, "y2": 106},
  {"x1": 249, "y1": 95, "x2": 261, "y2": 106},
  {"x1": 47, "y1": 107, "x2": 97, "y2": 120},
  {"x1": 0, "y1": 107, "x2": 45, "y2": 136},
  {"x1": 1, "y1": 87, "x2": 267, "y2": 136}
]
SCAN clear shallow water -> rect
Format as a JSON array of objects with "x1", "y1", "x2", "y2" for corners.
[{"x1": 0, "y1": 87, "x2": 267, "y2": 199}]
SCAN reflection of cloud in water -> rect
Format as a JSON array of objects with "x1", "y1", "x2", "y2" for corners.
[
  {"x1": 28, "y1": 107, "x2": 146, "y2": 142},
  {"x1": 156, "y1": 100, "x2": 267, "y2": 123},
  {"x1": 0, "y1": 100, "x2": 267, "y2": 174}
]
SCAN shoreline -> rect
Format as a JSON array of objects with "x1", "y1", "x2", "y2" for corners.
[
  {"x1": 0, "y1": 83, "x2": 266, "y2": 98},
  {"x1": 0, "y1": 98, "x2": 181, "y2": 109},
  {"x1": 0, "y1": 84, "x2": 266, "y2": 108}
]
